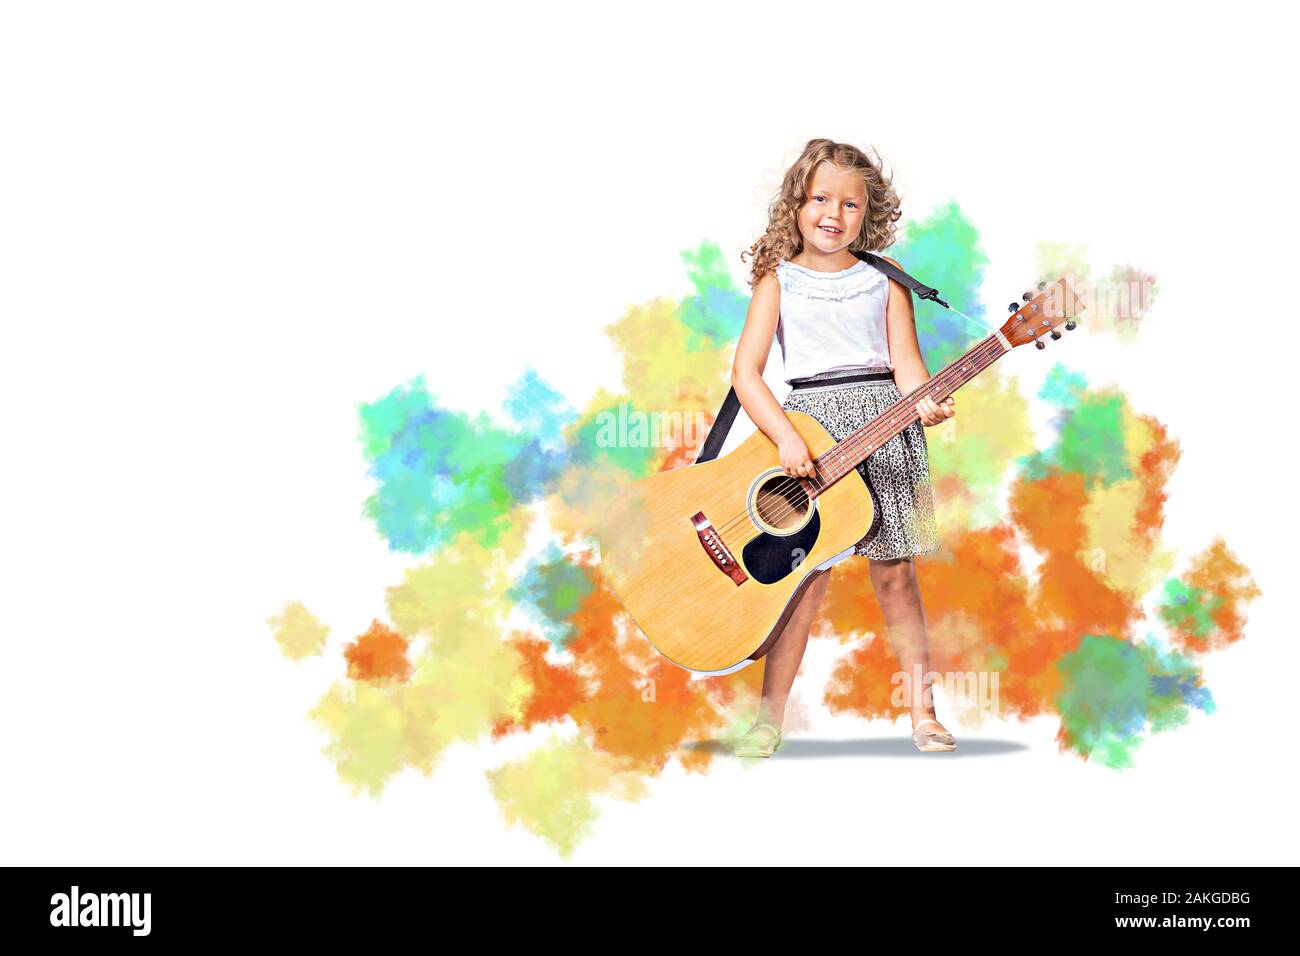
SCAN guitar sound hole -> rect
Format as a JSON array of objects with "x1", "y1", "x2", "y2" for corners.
[{"x1": 754, "y1": 474, "x2": 810, "y2": 531}]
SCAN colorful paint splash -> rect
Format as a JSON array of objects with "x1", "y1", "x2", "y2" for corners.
[
  {"x1": 273, "y1": 201, "x2": 1260, "y2": 854},
  {"x1": 267, "y1": 600, "x2": 329, "y2": 660}
]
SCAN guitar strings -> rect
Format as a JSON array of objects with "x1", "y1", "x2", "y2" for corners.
[
  {"x1": 719, "y1": 336, "x2": 1003, "y2": 539},
  {"x1": 717, "y1": 331, "x2": 1008, "y2": 542},
  {"x1": 727, "y1": 285, "x2": 1042, "y2": 534},
  {"x1": 708, "y1": 338, "x2": 999, "y2": 550},
  {"x1": 707, "y1": 336, "x2": 1005, "y2": 548},
  {"x1": 700, "y1": 286, "x2": 1059, "y2": 550},
  {"x1": 710, "y1": 342, "x2": 994, "y2": 543},
  {"x1": 701, "y1": 291, "x2": 1015, "y2": 540}
]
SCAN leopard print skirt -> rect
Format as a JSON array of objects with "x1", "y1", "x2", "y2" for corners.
[{"x1": 781, "y1": 369, "x2": 940, "y2": 562}]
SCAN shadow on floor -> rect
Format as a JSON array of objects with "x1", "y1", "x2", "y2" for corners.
[{"x1": 681, "y1": 736, "x2": 1031, "y2": 759}]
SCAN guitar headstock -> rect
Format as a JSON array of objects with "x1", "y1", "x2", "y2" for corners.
[{"x1": 1000, "y1": 277, "x2": 1085, "y2": 349}]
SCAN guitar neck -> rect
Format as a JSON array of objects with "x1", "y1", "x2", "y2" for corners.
[{"x1": 810, "y1": 332, "x2": 1010, "y2": 490}]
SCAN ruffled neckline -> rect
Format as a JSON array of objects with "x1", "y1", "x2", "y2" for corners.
[
  {"x1": 777, "y1": 256, "x2": 888, "y2": 302},
  {"x1": 780, "y1": 258, "x2": 872, "y2": 277}
]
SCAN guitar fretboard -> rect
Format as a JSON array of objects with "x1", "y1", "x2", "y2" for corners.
[{"x1": 806, "y1": 333, "x2": 1009, "y2": 491}]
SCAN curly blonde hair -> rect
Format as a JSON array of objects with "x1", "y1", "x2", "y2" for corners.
[{"x1": 742, "y1": 138, "x2": 902, "y2": 288}]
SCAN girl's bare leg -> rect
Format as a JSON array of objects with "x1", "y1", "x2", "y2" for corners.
[
  {"x1": 755, "y1": 568, "x2": 832, "y2": 729},
  {"x1": 868, "y1": 556, "x2": 949, "y2": 734}
]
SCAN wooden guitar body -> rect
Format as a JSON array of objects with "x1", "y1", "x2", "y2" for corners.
[{"x1": 595, "y1": 410, "x2": 876, "y2": 674}]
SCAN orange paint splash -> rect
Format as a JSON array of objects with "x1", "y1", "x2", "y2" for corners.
[
  {"x1": 491, "y1": 631, "x2": 588, "y2": 737},
  {"x1": 344, "y1": 620, "x2": 413, "y2": 683},
  {"x1": 1173, "y1": 537, "x2": 1261, "y2": 653}
]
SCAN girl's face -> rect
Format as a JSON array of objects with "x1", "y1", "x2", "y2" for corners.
[{"x1": 797, "y1": 164, "x2": 867, "y2": 255}]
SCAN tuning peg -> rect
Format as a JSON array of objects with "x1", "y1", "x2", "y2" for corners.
[
  {"x1": 1022, "y1": 291, "x2": 1033, "y2": 301},
  {"x1": 1065, "y1": 319, "x2": 1077, "y2": 330},
  {"x1": 1007, "y1": 302, "x2": 1020, "y2": 312},
  {"x1": 1037, "y1": 281, "x2": 1047, "y2": 291},
  {"x1": 1050, "y1": 330, "x2": 1062, "y2": 340},
  {"x1": 1034, "y1": 339, "x2": 1046, "y2": 349}
]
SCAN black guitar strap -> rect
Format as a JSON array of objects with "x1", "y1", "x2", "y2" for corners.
[{"x1": 693, "y1": 250, "x2": 949, "y2": 464}]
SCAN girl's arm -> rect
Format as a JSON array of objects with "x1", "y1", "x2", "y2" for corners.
[
  {"x1": 731, "y1": 271, "x2": 797, "y2": 444},
  {"x1": 881, "y1": 255, "x2": 955, "y2": 426},
  {"x1": 730, "y1": 273, "x2": 817, "y2": 477}
]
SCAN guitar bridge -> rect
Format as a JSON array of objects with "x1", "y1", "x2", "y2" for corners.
[{"x1": 690, "y1": 511, "x2": 748, "y2": 586}]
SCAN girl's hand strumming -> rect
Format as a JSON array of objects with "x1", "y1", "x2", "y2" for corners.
[
  {"x1": 917, "y1": 395, "x2": 955, "y2": 426},
  {"x1": 777, "y1": 431, "x2": 816, "y2": 478}
]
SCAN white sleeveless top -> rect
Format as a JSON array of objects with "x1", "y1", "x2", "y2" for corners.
[{"x1": 774, "y1": 257, "x2": 892, "y2": 384}]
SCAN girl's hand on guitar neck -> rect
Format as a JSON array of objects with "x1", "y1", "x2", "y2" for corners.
[
  {"x1": 777, "y1": 431, "x2": 816, "y2": 478},
  {"x1": 916, "y1": 395, "x2": 955, "y2": 427}
]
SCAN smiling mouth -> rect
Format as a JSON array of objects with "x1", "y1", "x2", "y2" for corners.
[{"x1": 819, "y1": 225, "x2": 842, "y2": 234}]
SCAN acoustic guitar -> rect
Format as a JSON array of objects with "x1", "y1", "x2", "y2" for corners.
[{"x1": 594, "y1": 278, "x2": 1083, "y2": 674}]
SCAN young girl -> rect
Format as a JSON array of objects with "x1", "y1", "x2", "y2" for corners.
[{"x1": 730, "y1": 138, "x2": 957, "y2": 757}]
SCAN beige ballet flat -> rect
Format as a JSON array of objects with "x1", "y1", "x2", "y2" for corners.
[
  {"x1": 734, "y1": 722, "x2": 782, "y2": 758},
  {"x1": 911, "y1": 717, "x2": 957, "y2": 752}
]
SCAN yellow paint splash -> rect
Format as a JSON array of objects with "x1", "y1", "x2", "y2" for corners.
[
  {"x1": 486, "y1": 734, "x2": 649, "y2": 857},
  {"x1": 926, "y1": 368, "x2": 1036, "y2": 531},
  {"x1": 268, "y1": 600, "x2": 330, "y2": 659},
  {"x1": 1080, "y1": 402, "x2": 1179, "y2": 596},
  {"x1": 309, "y1": 517, "x2": 535, "y2": 795},
  {"x1": 605, "y1": 298, "x2": 730, "y2": 410}
]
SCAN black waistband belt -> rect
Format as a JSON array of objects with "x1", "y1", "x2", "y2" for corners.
[{"x1": 788, "y1": 370, "x2": 894, "y2": 390}]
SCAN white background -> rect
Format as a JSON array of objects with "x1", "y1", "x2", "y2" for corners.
[{"x1": 2, "y1": 1, "x2": 1296, "y2": 865}]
